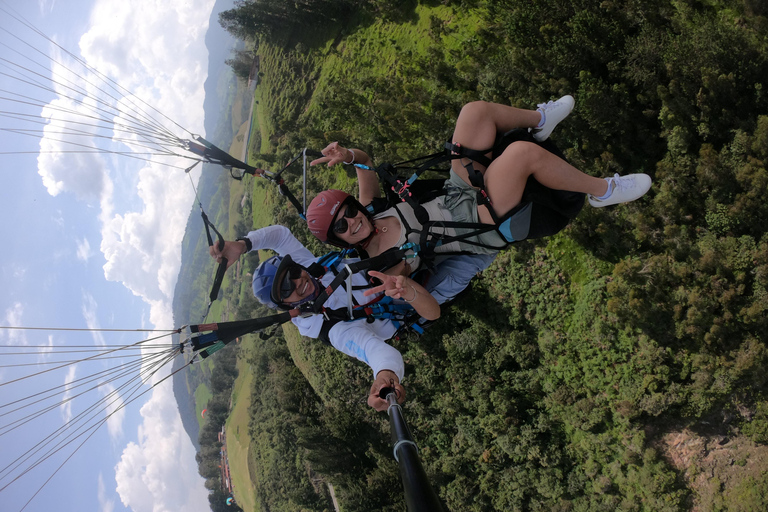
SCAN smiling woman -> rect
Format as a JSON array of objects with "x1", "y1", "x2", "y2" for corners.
[{"x1": 306, "y1": 98, "x2": 652, "y2": 274}]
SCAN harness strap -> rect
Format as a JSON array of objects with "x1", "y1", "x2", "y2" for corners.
[
  {"x1": 188, "y1": 173, "x2": 227, "y2": 320},
  {"x1": 412, "y1": 200, "x2": 534, "y2": 256},
  {"x1": 399, "y1": 151, "x2": 455, "y2": 186},
  {"x1": 321, "y1": 297, "x2": 413, "y2": 323},
  {"x1": 276, "y1": 179, "x2": 306, "y2": 220},
  {"x1": 392, "y1": 133, "x2": 568, "y2": 262},
  {"x1": 317, "y1": 297, "x2": 420, "y2": 345},
  {"x1": 445, "y1": 141, "x2": 494, "y2": 190},
  {"x1": 443, "y1": 142, "x2": 503, "y2": 228},
  {"x1": 307, "y1": 249, "x2": 408, "y2": 316},
  {"x1": 475, "y1": 189, "x2": 499, "y2": 223},
  {"x1": 359, "y1": 162, "x2": 431, "y2": 225},
  {"x1": 389, "y1": 204, "x2": 412, "y2": 242},
  {"x1": 444, "y1": 141, "x2": 493, "y2": 168},
  {"x1": 308, "y1": 250, "x2": 371, "y2": 291}
]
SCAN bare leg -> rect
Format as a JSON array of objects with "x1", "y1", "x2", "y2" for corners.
[
  {"x1": 452, "y1": 101, "x2": 542, "y2": 148},
  {"x1": 450, "y1": 101, "x2": 608, "y2": 222},
  {"x1": 479, "y1": 142, "x2": 608, "y2": 222},
  {"x1": 450, "y1": 101, "x2": 541, "y2": 186}
]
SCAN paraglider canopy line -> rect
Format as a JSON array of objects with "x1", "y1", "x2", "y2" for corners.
[
  {"x1": 0, "y1": 325, "x2": 179, "y2": 332},
  {"x1": 5, "y1": 353, "x2": 192, "y2": 512},
  {"x1": 0, "y1": 331, "x2": 177, "y2": 388}
]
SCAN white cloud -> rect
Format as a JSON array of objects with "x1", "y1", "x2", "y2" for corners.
[
  {"x1": 100, "y1": 382, "x2": 125, "y2": 441},
  {"x1": 34, "y1": 334, "x2": 55, "y2": 365},
  {"x1": 98, "y1": 473, "x2": 116, "y2": 512},
  {"x1": 100, "y1": 165, "x2": 192, "y2": 305},
  {"x1": 81, "y1": 292, "x2": 127, "y2": 441},
  {"x1": 38, "y1": 0, "x2": 56, "y2": 16},
  {"x1": 77, "y1": 237, "x2": 93, "y2": 262},
  {"x1": 36, "y1": 66, "x2": 111, "y2": 201},
  {"x1": 0, "y1": 302, "x2": 27, "y2": 380},
  {"x1": 11, "y1": 263, "x2": 27, "y2": 280},
  {"x1": 52, "y1": 211, "x2": 65, "y2": 227},
  {"x1": 82, "y1": 292, "x2": 107, "y2": 347},
  {"x1": 43, "y1": 334, "x2": 55, "y2": 355},
  {"x1": 2, "y1": 302, "x2": 27, "y2": 346},
  {"x1": 60, "y1": 366, "x2": 77, "y2": 424},
  {"x1": 35, "y1": 0, "x2": 213, "y2": 321},
  {"x1": 115, "y1": 381, "x2": 209, "y2": 512},
  {"x1": 77, "y1": 0, "x2": 212, "y2": 319}
]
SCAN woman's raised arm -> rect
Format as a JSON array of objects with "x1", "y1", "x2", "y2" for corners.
[{"x1": 310, "y1": 142, "x2": 381, "y2": 205}]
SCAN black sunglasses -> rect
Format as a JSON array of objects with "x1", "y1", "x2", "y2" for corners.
[
  {"x1": 332, "y1": 202, "x2": 359, "y2": 234},
  {"x1": 279, "y1": 263, "x2": 304, "y2": 300}
]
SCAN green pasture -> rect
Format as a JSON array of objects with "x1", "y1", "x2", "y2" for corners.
[
  {"x1": 308, "y1": 4, "x2": 481, "y2": 117},
  {"x1": 254, "y1": 84, "x2": 272, "y2": 155},
  {"x1": 225, "y1": 338, "x2": 257, "y2": 512},
  {"x1": 249, "y1": 182, "x2": 274, "y2": 230},
  {"x1": 194, "y1": 383, "x2": 213, "y2": 429}
]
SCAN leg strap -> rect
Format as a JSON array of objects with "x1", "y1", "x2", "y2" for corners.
[{"x1": 445, "y1": 141, "x2": 493, "y2": 190}]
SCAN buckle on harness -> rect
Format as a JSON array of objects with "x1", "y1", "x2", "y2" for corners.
[
  {"x1": 297, "y1": 303, "x2": 317, "y2": 318},
  {"x1": 398, "y1": 242, "x2": 419, "y2": 258},
  {"x1": 393, "y1": 180, "x2": 412, "y2": 200},
  {"x1": 479, "y1": 189, "x2": 493, "y2": 205}
]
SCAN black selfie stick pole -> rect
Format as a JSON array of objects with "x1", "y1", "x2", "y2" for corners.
[{"x1": 380, "y1": 388, "x2": 447, "y2": 512}]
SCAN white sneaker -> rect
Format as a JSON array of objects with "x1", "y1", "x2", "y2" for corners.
[
  {"x1": 531, "y1": 95, "x2": 575, "y2": 142},
  {"x1": 588, "y1": 173, "x2": 652, "y2": 207}
]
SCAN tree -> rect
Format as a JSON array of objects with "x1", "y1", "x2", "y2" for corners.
[{"x1": 225, "y1": 50, "x2": 256, "y2": 81}]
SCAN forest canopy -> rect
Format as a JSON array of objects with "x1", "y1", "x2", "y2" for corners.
[{"x1": 200, "y1": 1, "x2": 768, "y2": 510}]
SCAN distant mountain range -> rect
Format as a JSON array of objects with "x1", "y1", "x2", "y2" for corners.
[
  {"x1": 171, "y1": 0, "x2": 239, "y2": 452},
  {"x1": 201, "y1": 0, "x2": 241, "y2": 138}
]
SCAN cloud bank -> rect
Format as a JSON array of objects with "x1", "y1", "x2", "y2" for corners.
[
  {"x1": 114, "y1": 382, "x2": 209, "y2": 512},
  {"x1": 35, "y1": 0, "x2": 218, "y2": 509}
]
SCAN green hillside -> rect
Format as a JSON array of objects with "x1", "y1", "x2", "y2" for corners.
[{"x1": 192, "y1": 1, "x2": 768, "y2": 511}]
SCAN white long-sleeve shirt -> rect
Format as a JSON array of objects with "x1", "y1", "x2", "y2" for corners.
[{"x1": 243, "y1": 225, "x2": 404, "y2": 380}]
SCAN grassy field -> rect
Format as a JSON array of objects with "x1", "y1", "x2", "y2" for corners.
[
  {"x1": 250, "y1": 182, "x2": 274, "y2": 231},
  {"x1": 194, "y1": 383, "x2": 213, "y2": 429},
  {"x1": 225, "y1": 338, "x2": 257, "y2": 512},
  {"x1": 253, "y1": 86, "x2": 273, "y2": 154}
]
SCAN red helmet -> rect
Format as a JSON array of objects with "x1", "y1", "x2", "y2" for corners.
[
  {"x1": 306, "y1": 189, "x2": 352, "y2": 242},
  {"x1": 306, "y1": 189, "x2": 373, "y2": 249}
]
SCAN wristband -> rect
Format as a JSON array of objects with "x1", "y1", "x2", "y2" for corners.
[
  {"x1": 402, "y1": 284, "x2": 417, "y2": 303},
  {"x1": 343, "y1": 149, "x2": 356, "y2": 165},
  {"x1": 236, "y1": 237, "x2": 252, "y2": 252}
]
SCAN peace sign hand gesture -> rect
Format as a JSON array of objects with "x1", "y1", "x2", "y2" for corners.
[
  {"x1": 310, "y1": 141, "x2": 354, "y2": 168},
  {"x1": 364, "y1": 271, "x2": 416, "y2": 301}
]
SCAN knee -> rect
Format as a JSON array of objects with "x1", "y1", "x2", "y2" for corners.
[
  {"x1": 500, "y1": 141, "x2": 541, "y2": 164},
  {"x1": 457, "y1": 101, "x2": 492, "y2": 125},
  {"x1": 455, "y1": 101, "x2": 498, "y2": 146}
]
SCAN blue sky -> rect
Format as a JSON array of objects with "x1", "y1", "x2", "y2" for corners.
[{"x1": 0, "y1": 0, "x2": 226, "y2": 510}]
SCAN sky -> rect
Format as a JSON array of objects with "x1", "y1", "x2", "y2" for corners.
[{"x1": 0, "y1": 0, "x2": 229, "y2": 510}]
